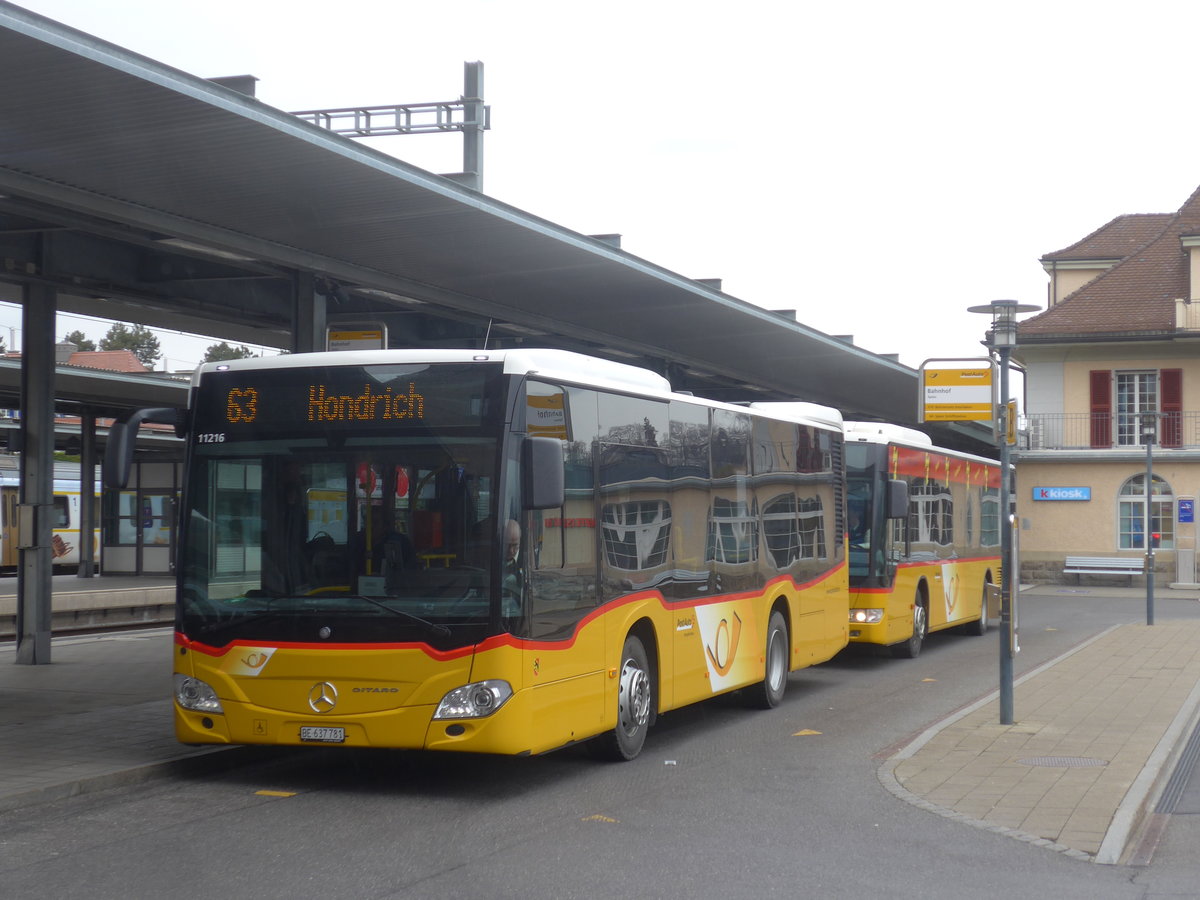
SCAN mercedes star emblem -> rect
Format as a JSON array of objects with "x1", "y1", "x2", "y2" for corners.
[{"x1": 308, "y1": 681, "x2": 338, "y2": 713}]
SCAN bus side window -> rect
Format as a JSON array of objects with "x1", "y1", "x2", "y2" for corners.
[{"x1": 52, "y1": 496, "x2": 70, "y2": 528}]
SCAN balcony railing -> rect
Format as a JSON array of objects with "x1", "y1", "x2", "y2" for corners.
[{"x1": 1021, "y1": 412, "x2": 1194, "y2": 451}]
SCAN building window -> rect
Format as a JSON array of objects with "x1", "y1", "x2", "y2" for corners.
[
  {"x1": 1118, "y1": 474, "x2": 1174, "y2": 550},
  {"x1": 1091, "y1": 369, "x2": 1183, "y2": 449},
  {"x1": 1115, "y1": 372, "x2": 1157, "y2": 446}
]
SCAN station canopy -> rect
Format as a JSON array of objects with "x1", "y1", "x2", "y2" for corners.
[{"x1": 0, "y1": 2, "x2": 991, "y2": 453}]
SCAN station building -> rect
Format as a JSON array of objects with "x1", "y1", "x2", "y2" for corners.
[{"x1": 1016, "y1": 183, "x2": 1200, "y2": 586}]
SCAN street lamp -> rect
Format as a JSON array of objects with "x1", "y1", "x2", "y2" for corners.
[
  {"x1": 1142, "y1": 409, "x2": 1158, "y2": 626},
  {"x1": 968, "y1": 299, "x2": 1038, "y2": 726}
]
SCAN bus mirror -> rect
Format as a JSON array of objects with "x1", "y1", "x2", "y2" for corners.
[
  {"x1": 886, "y1": 479, "x2": 909, "y2": 519},
  {"x1": 522, "y1": 436, "x2": 565, "y2": 510},
  {"x1": 103, "y1": 407, "x2": 185, "y2": 491},
  {"x1": 103, "y1": 421, "x2": 133, "y2": 491}
]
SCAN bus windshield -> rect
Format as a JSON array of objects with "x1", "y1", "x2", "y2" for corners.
[
  {"x1": 182, "y1": 438, "x2": 499, "y2": 646},
  {"x1": 845, "y1": 442, "x2": 890, "y2": 587},
  {"x1": 179, "y1": 362, "x2": 508, "y2": 647}
]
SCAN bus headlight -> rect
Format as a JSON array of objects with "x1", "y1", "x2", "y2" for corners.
[
  {"x1": 433, "y1": 680, "x2": 513, "y2": 719},
  {"x1": 174, "y1": 674, "x2": 224, "y2": 714},
  {"x1": 849, "y1": 608, "x2": 884, "y2": 624}
]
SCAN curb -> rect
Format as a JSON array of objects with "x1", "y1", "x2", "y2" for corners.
[
  {"x1": 0, "y1": 745, "x2": 268, "y2": 816},
  {"x1": 876, "y1": 626, "x2": 1119, "y2": 863},
  {"x1": 1102, "y1": 673, "x2": 1200, "y2": 864}
]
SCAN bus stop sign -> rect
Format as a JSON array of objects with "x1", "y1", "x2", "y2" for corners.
[{"x1": 919, "y1": 360, "x2": 995, "y2": 423}]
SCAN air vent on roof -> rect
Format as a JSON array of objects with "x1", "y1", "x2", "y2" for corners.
[{"x1": 207, "y1": 75, "x2": 259, "y2": 97}]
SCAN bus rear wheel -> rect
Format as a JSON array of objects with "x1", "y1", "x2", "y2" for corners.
[
  {"x1": 746, "y1": 609, "x2": 789, "y2": 709},
  {"x1": 891, "y1": 594, "x2": 927, "y2": 659},
  {"x1": 963, "y1": 584, "x2": 990, "y2": 636},
  {"x1": 591, "y1": 634, "x2": 653, "y2": 761}
]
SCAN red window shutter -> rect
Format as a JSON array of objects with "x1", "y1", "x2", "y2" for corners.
[
  {"x1": 1089, "y1": 370, "x2": 1111, "y2": 448},
  {"x1": 1161, "y1": 368, "x2": 1183, "y2": 448}
]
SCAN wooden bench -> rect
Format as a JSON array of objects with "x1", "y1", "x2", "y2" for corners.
[{"x1": 1063, "y1": 556, "x2": 1144, "y2": 584}]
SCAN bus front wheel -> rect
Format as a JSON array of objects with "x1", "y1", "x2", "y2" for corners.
[
  {"x1": 892, "y1": 594, "x2": 927, "y2": 659},
  {"x1": 592, "y1": 634, "x2": 653, "y2": 761}
]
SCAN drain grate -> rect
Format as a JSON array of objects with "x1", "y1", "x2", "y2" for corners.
[
  {"x1": 1155, "y1": 717, "x2": 1200, "y2": 814},
  {"x1": 1018, "y1": 756, "x2": 1109, "y2": 768}
]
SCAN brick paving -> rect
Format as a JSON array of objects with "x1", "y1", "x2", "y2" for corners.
[{"x1": 880, "y1": 620, "x2": 1200, "y2": 863}]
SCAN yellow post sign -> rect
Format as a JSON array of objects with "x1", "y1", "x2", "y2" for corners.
[
  {"x1": 527, "y1": 391, "x2": 569, "y2": 439},
  {"x1": 920, "y1": 365, "x2": 994, "y2": 422},
  {"x1": 326, "y1": 322, "x2": 387, "y2": 351}
]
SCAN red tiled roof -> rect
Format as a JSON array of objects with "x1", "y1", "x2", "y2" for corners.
[
  {"x1": 1020, "y1": 184, "x2": 1200, "y2": 341},
  {"x1": 1041, "y1": 213, "x2": 1173, "y2": 262},
  {"x1": 65, "y1": 350, "x2": 149, "y2": 373}
]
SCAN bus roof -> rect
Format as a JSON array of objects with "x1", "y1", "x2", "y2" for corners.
[
  {"x1": 844, "y1": 420, "x2": 1000, "y2": 466},
  {"x1": 748, "y1": 401, "x2": 844, "y2": 431},
  {"x1": 844, "y1": 421, "x2": 933, "y2": 447},
  {"x1": 194, "y1": 349, "x2": 847, "y2": 432},
  {"x1": 194, "y1": 348, "x2": 672, "y2": 394}
]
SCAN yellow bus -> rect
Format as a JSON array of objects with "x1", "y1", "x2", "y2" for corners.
[
  {"x1": 842, "y1": 422, "x2": 999, "y2": 658},
  {"x1": 0, "y1": 465, "x2": 100, "y2": 571},
  {"x1": 108, "y1": 349, "x2": 851, "y2": 760}
]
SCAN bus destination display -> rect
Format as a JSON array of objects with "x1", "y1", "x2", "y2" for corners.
[{"x1": 193, "y1": 364, "x2": 497, "y2": 440}]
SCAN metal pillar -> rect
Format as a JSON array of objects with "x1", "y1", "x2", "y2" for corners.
[
  {"x1": 288, "y1": 61, "x2": 489, "y2": 192},
  {"x1": 78, "y1": 408, "x2": 97, "y2": 578},
  {"x1": 969, "y1": 299, "x2": 1037, "y2": 726},
  {"x1": 16, "y1": 282, "x2": 56, "y2": 664},
  {"x1": 1143, "y1": 411, "x2": 1157, "y2": 626},
  {"x1": 292, "y1": 271, "x2": 326, "y2": 353},
  {"x1": 997, "y1": 345, "x2": 1014, "y2": 724},
  {"x1": 462, "y1": 62, "x2": 485, "y2": 192}
]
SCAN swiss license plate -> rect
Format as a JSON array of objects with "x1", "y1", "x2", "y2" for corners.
[{"x1": 300, "y1": 726, "x2": 346, "y2": 743}]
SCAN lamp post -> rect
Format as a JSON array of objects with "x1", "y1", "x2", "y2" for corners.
[
  {"x1": 968, "y1": 299, "x2": 1038, "y2": 726},
  {"x1": 1142, "y1": 409, "x2": 1158, "y2": 626}
]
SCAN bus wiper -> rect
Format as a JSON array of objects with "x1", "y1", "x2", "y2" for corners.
[
  {"x1": 192, "y1": 608, "x2": 292, "y2": 644},
  {"x1": 343, "y1": 595, "x2": 452, "y2": 639}
]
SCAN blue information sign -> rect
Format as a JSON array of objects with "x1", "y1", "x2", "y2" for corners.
[
  {"x1": 1031, "y1": 486, "x2": 1091, "y2": 501},
  {"x1": 1180, "y1": 499, "x2": 1194, "y2": 524}
]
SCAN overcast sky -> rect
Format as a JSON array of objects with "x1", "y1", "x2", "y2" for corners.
[{"x1": 5, "y1": 0, "x2": 1200, "y2": 373}]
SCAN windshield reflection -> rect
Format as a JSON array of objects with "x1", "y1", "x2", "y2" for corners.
[{"x1": 181, "y1": 437, "x2": 499, "y2": 644}]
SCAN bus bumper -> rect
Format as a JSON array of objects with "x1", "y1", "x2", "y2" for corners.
[{"x1": 174, "y1": 690, "x2": 542, "y2": 756}]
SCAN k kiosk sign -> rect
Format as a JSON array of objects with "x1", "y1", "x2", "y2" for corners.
[{"x1": 1031, "y1": 487, "x2": 1091, "y2": 501}]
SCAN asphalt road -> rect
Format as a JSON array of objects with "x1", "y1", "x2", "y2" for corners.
[{"x1": 2, "y1": 587, "x2": 1199, "y2": 899}]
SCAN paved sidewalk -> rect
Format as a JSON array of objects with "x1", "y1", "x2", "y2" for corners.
[
  {"x1": 879, "y1": 619, "x2": 1200, "y2": 864},
  {"x1": 0, "y1": 627, "x2": 230, "y2": 813}
]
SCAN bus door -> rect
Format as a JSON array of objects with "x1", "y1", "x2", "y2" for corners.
[
  {"x1": 884, "y1": 477, "x2": 910, "y2": 585},
  {"x1": 1, "y1": 486, "x2": 16, "y2": 567}
]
